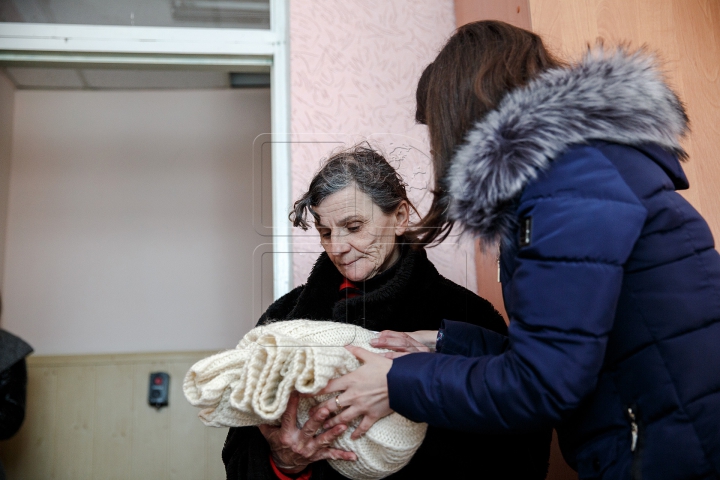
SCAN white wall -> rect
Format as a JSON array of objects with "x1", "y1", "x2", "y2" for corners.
[
  {"x1": 1, "y1": 88, "x2": 272, "y2": 355},
  {"x1": 0, "y1": 72, "x2": 14, "y2": 296}
]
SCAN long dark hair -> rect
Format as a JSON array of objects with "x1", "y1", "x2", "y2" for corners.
[{"x1": 415, "y1": 20, "x2": 564, "y2": 245}]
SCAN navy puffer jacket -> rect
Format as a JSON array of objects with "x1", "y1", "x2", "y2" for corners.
[{"x1": 388, "y1": 48, "x2": 720, "y2": 479}]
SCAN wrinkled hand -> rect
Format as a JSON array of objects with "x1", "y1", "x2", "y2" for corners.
[
  {"x1": 370, "y1": 330, "x2": 436, "y2": 358},
  {"x1": 312, "y1": 346, "x2": 393, "y2": 440},
  {"x1": 258, "y1": 392, "x2": 356, "y2": 474}
]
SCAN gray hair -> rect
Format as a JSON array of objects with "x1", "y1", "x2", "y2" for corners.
[{"x1": 289, "y1": 144, "x2": 418, "y2": 242}]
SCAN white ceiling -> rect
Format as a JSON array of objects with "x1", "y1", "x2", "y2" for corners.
[
  {"x1": 1, "y1": 67, "x2": 248, "y2": 90},
  {"x1": 6, "y1": 67, "x2": 87, "y2": 89}
]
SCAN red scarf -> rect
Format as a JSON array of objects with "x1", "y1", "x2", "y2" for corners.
[{"x1": 339, "y1": 278, "x2": 362, "y2": 299}]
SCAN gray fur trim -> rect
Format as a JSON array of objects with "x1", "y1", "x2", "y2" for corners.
[{"x1": 447, "y1": 47, "x2": 689, "y2": 244}]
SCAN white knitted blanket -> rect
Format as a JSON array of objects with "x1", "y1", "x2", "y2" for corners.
[{"x1": 183, "y1": 320, "x2": 427, "y2": 480}]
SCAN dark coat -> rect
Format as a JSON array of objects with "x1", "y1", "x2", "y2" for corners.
[
  {"x1": 0, "y1": 329, "x2": 32, "y2": 441},
  {"x1": 222, "y1": 248, "x2": 551, "y2": 479},
  {"x1": 388, "y1": 49, "x2": 720, "y2": 479}
]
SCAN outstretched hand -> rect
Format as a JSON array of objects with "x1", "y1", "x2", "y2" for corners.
[
  {"x1": 258, "y1": 391, "x2": 356, "y2": 474},
  {"x1": 370, "y1": 330, "x2": 436, "y2": 358},
  {"x1": 311, "y1": 346, "x2": 394, "y2": 440}
]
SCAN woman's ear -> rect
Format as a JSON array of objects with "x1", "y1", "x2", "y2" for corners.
[{"x1": 394, "y1": 201, "x2": 409, "y2": 236}]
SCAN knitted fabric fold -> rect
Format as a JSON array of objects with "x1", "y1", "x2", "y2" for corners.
[{"x1": 183, "y1": 320, "x2": 427, "y2": 480}]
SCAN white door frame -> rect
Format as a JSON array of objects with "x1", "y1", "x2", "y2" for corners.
[{"x1": 0, "y1": 0, "x2": 293, "y2": 299}]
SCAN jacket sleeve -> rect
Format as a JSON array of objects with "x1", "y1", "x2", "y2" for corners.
[
  {"x1": 438, "y1": 319, "x2": 509, "y2": 356},
  {"x1": 388, "y1": 147, "x2": 648, "y2": 433}
]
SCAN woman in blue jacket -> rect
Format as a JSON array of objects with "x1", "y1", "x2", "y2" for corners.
[{"x1": 315, "y1": 21, "x2": 720, "y2": 479}]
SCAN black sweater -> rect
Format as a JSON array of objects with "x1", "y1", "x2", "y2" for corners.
[{"x1": 222, "y1": 248, "x2": 550, "y2": 479}]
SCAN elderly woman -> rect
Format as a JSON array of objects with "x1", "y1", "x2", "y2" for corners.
[{"x1": 221, "y1": 145, "x2": 551, "y2": 479}]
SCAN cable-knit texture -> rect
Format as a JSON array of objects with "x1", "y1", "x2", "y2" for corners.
[{"x1": 184, "y1": 319, "x2": 428, "y2": 480}]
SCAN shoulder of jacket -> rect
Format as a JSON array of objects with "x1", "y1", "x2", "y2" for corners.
[{"x1": 519, "y1": 143, "x2": 645, "y2": 210}]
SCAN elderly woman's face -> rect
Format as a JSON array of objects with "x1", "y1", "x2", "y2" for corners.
[{"x1": 314, "y1": 185, "x2": 408, "y2": 282}]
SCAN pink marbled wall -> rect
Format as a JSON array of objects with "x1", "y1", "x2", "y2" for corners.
[{"x1": 288, "y1": 0, "x2": 478, "y2": 292}]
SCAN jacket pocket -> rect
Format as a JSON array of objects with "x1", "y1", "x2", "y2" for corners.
[{"x1": 576, "y1": 432, "x2": 623, "y2": 480}]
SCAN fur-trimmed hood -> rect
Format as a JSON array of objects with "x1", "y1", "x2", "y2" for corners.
[{"x1": 447, "y1": 47, "x2": 689, "y2": 244}]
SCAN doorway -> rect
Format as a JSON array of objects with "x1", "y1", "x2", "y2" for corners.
[
  {"x1": 0, "y1": 63, "x2": 274, "y2": 354},
  {"x1": 0, "y1": 0, "x2": 291, "y2": 354}
]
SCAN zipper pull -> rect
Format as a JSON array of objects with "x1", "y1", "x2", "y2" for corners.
[{"x1": 627, "y1": 407, "x2": 639, "y2": 452}]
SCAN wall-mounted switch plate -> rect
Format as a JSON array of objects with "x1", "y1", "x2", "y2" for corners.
[{"x1": 148, "y1": 372, "x2": 169, "y2": 409}]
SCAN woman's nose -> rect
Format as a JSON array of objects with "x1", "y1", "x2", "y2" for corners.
[{"x1": 329, "y1": 234, "x2": 352, "y2": 254}]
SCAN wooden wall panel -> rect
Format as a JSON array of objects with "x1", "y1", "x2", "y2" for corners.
[
  {"x1": 166, "y1": 360, "x2": 209, "y2": 480},
  {"x1": 454, "y1": 0, "x2": 532, "y2": 30},
  {"x1": 474, "y1": 242, "x2": 507, "y2": 322},
  {"x1": 0, "y1": 352, "x2": 229, "y2": 480},
  {"x1": 92, "y1": 364, "x2": 135, "y2": 480},
  {"x1": 529, "y1": 0, "x2": 720, "y2": 240},
  {"x1": 673, "y1": 0, "x2": 720, "y2": 234},
  {"x1": 54, "y1": 365, "x2": 97, "y2": 478}
]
